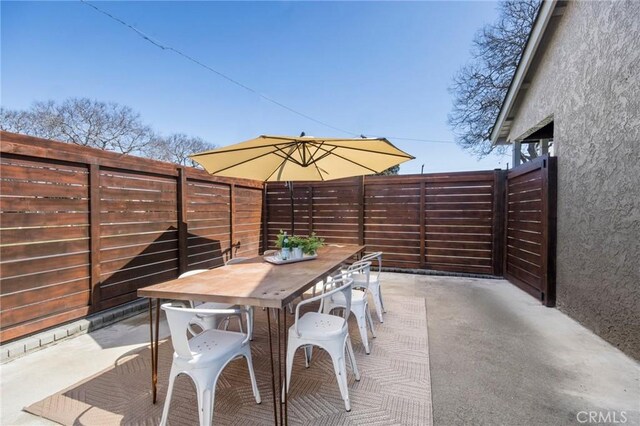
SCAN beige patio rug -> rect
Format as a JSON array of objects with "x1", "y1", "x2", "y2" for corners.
[{"x1": 25, "y1": 295, "x2": 432, "y2": 425}]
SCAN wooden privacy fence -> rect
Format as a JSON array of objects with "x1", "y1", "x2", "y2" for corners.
[
  {"x1": 0, "y1": 132, "x2": 264, "y2": 342},
  {"x1": 265, "y1": 170, "x2": 507, "y2": 276},
  {"x1": 504, "y1": 155, "x2": 556, "y2": 306},
  {"x1": 0, "y1": 132, "x2": 557, "y2": 343}
]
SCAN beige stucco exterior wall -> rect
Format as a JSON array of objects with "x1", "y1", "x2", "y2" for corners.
[{"x1": 506, "y1": 0, "x2": 640, "y2": 359}]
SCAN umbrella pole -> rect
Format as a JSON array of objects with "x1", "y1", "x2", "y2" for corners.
[{"x1": 288, "y1": 181, "x2": 295, "y2": 235}]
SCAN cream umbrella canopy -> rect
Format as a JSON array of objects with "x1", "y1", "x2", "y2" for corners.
[
  {"x1": 189, "y1": 135, "x2": 414, "y2": 182},
  {"x1": 190, "y1": 134, "x2": 414, "y2": 235}
]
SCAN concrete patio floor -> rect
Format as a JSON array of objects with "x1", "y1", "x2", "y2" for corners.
[{"x1": 1, "y1": 273, "x2": 638, "y2": 425}]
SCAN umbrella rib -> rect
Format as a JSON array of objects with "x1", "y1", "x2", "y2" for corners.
[
  {"x1": 312, "y1": 161, "x2": 326, "y2": 181},
  {"x1": 191, "y1": 141, "x2": 298, "y2": 157},
  {"x1": 274, "y1": 145, "x2": 304, "y2": 167},
  {"x1": 206, "y1": 146, "x2": 287, "y2": 175},
  {"x1": 313, "y1": 145, "x2": 380, "y2": 174},
  {"x1": 265, "y1": 144, "x2": 298, "y2": 182},
  {"x1": 318, "y1": 143, "x2": 415, "y2": 159}
]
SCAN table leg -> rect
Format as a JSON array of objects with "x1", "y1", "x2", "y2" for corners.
[
  {"x1": 266, "y1": 308, "x2": 279, "y2": 425},
  {"x1": 149, "y1": 299, "x2": 158, "y2": 404},
  {"x1": 277, "y1": 309, "x2": 283, "y2": 423},
  {"x1": 282, "y1": 308, "x2": 288, "y2": 425},
  {"x1": 154, "y1": 298, "x2": 160, "y2": 401}
]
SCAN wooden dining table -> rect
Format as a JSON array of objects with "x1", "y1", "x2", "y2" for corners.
[{"x1": 137, "y1": 244, "x2": 365, "y2": 425}]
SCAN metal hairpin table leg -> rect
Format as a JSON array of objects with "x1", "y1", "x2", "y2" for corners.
[
  {"x1": 277, "y1": 309, "x2": 283, "y2": 424},
  {"x1": 282, "y1": 308, "x2": 288, "y2": 425},
  {"x1": 266, "y1": 308, "x2": 279, "y2": 425},
  {"x1": 149, "y1": 298, "x2": 161, "y2": 404}
]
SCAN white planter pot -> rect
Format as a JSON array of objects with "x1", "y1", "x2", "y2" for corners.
[
  {"x1": 280, "y1": 248, "x2": 290, "y2": 260},
  {"x1": 292, "y1": 247, "x2": 303, "y2": 259}
]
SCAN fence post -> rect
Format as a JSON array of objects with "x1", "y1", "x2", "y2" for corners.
[
  {"x1": 419, "y1": 180, "x2": 426, "y2": 269},
  {"x1": 229, "y1": 183, "x2": 235, "y2": 258},
  {"x1": 542, "y1": 156, "x2": 557, "y2": 306},
  {"x1": 308, "y1": 185, "x2": 314, "y2": 235},
  {"x1": 492, "y1": 169, "x2": 507, "y2": 276},
  {"x1": 262, "y1": 184, "x2": 269, "y2": 253},
  {"x1": 89, "y1": 163, "x2": 101, "y2": 311},
  {"x1": 357, "y1": 176, "x2": 365, "y2": 246},
  {"x1": 177, "y1": 167, "x2": 188, "y2": 275}
]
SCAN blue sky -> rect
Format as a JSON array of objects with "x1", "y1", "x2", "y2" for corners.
[{"x1": 1, "y1": 1, "x2": 509, "y2": 174}]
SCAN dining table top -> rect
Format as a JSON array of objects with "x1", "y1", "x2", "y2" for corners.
[{"x1": 137, "y1": 244, "x2": 365, "y2": 309}]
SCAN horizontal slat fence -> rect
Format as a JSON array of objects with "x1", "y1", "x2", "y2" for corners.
[
  {"x1": 504, "y1": 155, "x2": 556, "y2": 306},
  {"x1": 265, "y1": 171, "x2": 507, "y2": 274},
  {"x1": 0, "y1": 131, "x2": 263, "y2": 342},
  {"x1": 0, "y1": 130, "x2": 557, "y2": 343}
]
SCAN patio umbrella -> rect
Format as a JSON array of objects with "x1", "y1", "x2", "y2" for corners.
[{"x1": 190, "y1": 134, "x2": 414, "y2": 233}]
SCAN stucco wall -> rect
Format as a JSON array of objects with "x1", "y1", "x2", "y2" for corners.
[{"x1": 506, "y1": 1, "x2": 640, "y2": 359}]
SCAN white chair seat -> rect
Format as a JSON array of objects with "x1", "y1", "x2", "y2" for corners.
[
  {"x1": 182, "y1": 329, "x2": 246, "y2": 365},
  {"x1": 330, "y1": 289, "x2": 366, "y2": 305},
  {"x1": 292, "y1": 312, "x2": 347, "y2": 340}
]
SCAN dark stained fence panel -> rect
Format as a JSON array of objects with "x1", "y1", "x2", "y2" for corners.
[
  {"x1": 265, "y1": 171, "x2": 504, "y2": 274},
  {"x1": 424, "y1": 175, "x2": 495, "y2": 275},
  {"x1": 98, "y1": 169, "x2": 179, "y2": 308},
  {"x1": 0, "y1": 131, "x2": 264, "y2": 343},
  {"x1": 185, "y1": 180, "x2": 230, "y2": 270},
  {"x1": 0, "y1": 154, "x2": 91, "y2": 341},
  {"x1": 504, "y1": 156, "x2": 556, "y2": 306}
]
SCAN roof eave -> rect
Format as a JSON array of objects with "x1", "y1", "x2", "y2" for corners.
[{"x1": 490, "y1": 0, "x2": 558, "y2": 146}]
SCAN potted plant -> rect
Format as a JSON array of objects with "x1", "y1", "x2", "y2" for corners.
[
  {"x1": 301, "y1": 233, "x2": 325, "y2": 256},
  {"x1": 289, "y1": 236, "x2": 304, "y2": 259}
]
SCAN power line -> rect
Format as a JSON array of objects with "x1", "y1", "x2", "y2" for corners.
[
  {"x1": 80, "y1": 0, "x2": 358, "y2": 136},
  {"x1": 80, "y1": 0, "x2": 458, "y2": 145}
]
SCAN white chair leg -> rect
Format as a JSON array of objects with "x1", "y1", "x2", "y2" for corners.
[
  {"x1": 192, "y1": 369, "x2": 216, "y2": 426},
  {"x1": 366, "y1": 304, "x2": 377, "y2": 338},
  {"x1": 282, "y1": 342, "x2": 298, "y2": 400},
  {"x1": 354, "y1": 309, "x2": 371, "y2": 354},
  {"x1": 244, "y1": 347, "x2": 261, "y2": 404},
  {"x1": 304, "y1": 345, "x2": 313, "y2": 368},
  {"x1": 159, "y1": 365, "x2": 179, "y2": 426},
  {"x1": 371, "y1": 287, "x2": 384, "y2": 323},
  {"x1": 247, "y1": 306, "x2": 254, "y2": 341},
  {"x1": 328, "y1": 345, "x2": 351, "y2": 412},
  {"x1": 346, "y1": 337, "x2": 360, "y2": 381}
]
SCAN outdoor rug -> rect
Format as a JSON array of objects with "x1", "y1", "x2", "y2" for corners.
[{"x1": 25, "y1": 295, "x2": 432, "y2": 425}]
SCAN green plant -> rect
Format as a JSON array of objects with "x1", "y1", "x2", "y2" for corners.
[
  {"x1": 273, "y1": 231, "x2": 325, "y2": 254},
  {"x1": 274, "y1": 230, "x2": 287, "y2": 249},
  {"x1": 289, "y1": 236, "x2": 304, "y2": 248},
  {"x1": 301, "y1": 233, "x2": 325, "y2": 255}
]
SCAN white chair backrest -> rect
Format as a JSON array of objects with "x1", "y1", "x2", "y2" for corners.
[
  {"x1": 225, "y1": 257, "x2": 249, "y2": 265},
  {"x1": 162, "y1": 303, "x2": 250, "y2": 359},
  {"x1": 347, "y1": 261, "x2": 371, "y2": 290},
  {"x1": 361, "y1": 252, "x2": 382, "y2": 278},
  {"x1": 179, "y1": 269, "x2": 209, "y2": 279},
  {"x1": 333, "y1": 261, "x2": 371, "y2": 291},
  {"x1": 293, "y1": 277, "x2": 353, "y2": 336}
]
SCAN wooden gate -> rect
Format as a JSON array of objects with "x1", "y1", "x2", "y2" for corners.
[{"x1": 504, "y1": 155, "x2": 557, "y2": 306}]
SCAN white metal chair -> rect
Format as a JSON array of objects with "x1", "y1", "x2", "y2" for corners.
[
  {"x1": 322, "y1": 261, "x2": 377, "y2": 354},
  {"x1": 160, "y1": 303, "x2": 260, "y2": 426},
  {"x1": 285, "y1": 276, "x2": 360, "y2": 411},
  {"x1": 354, "y1": 252, "x2": 386, "y2": 323},
  {"x1": 178, "y1": 270, "x2": 243, "y2": 336}
]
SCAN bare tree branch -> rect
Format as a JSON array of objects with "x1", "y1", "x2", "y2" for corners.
[{"x1": 448, "y1": 0, "x2": 541, "y2": 158}]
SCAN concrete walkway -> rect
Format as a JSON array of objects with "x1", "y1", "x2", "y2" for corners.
[{"x1": 1, "y1": 273, "x2": 638, "y2": 425}]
